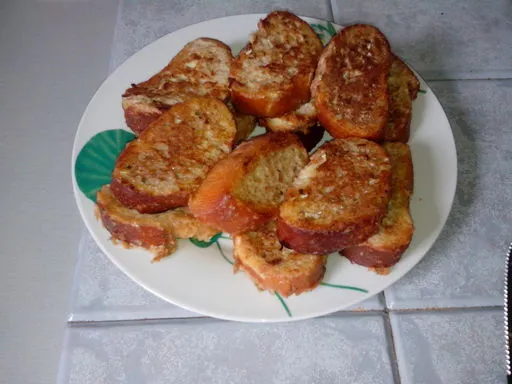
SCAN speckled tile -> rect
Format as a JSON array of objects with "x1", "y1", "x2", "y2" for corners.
[
  {"x1": 385, "y1": 80, "x2": 512, "y2": 309},
  {"x1": 69, "y1": 231, "x2": 384, "y2": 322},
  {"x1": 110, "y1": 0, "x2": 332, "y2": 70},
  {"x1": 390, "y1": 309, "x2": 505, "y2": 384},
  {"x1": 331, "y1": 0, "x2": 512, "y2": 80},
  {"x1": 68, "y1": 232, "x2": 199, "y2": 322},
  {"x1": 58, "y1": 314, "x2": 395, "y2": 384}
]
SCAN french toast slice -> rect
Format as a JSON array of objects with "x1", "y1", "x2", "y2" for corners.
[
  {"x1": 111, "y1": 97, "x2": 237, "y2": 213},
  {"x1": 233, "y1": 221, "x2": 327, "y2": 297},
  {"x1": 277, "y1": 138, "x2": 392, "y2": 254},
  {"x1": 311, "y1": 24, "x2": 392, "y2": 140},
  {"x1": 341, "y1": 142, "x2": 414, "y2": 269},
  {"x1": 230, "y1": 11, "x2": 323, "y2": 117},
  {"x1": 385, "y1": 56, "x2": 420, "y2": 142},
  {"x1": 189, "y1": 132, "x2": 308, "y2": 234},
  {"x1": 259, "y1": 101, "x2": 324, "y2": 151},
  {"x1": 123, "y1": 38, "x2": 232, "y2": 135},
  {"x1": 96, "y1": 185, "x2": 218, "y2": 262}
]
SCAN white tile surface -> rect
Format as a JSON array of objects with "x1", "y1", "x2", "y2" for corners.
[
  {"x1": 0, "y1": 1, "x2": 119, "y2": 383},
  {"x1": 331, "y1": 0, "x2": 512, "y2": 80},
  {"x1": 385, "y1": 80, "x2": 512, "y2": 309},
  {"x1": 109, "y1": 0, "x2": 332, "y2": 70},
  {"x1": 390, "y1": 309, "x2": 505, "y2": 384},
  {"x1": 59, "y1": 314, "x2": 395, "y2": 384}
]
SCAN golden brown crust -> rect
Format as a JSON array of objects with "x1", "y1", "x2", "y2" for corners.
[
  {"x1": 112, "y1": 97, "x2": 236, "y2": 213},
  {"x1": 189, "y1": 132, "x2": 308, "y2": 234},
  {"x1": 123, "y1": 104, "x2": 164, "y2": 136},
  {"x1": 233, "y1": 221, "x2": 327, "y2": 297},
  {"x1": 311, "y1": 24, "x2": 392, "y2": 139},
  {"x1": 97, "y1": 185, "x2": 175, "y2": 262},
  {"x1": 278, "y1": 138, "x2": 392, "y2": 254},
  {"x1": 230, "y1": 11, "x2": 323, "y2": 117},
  {"x1": 122, "y1": 38, "x2": 232, "y2": 134},
  {"x1": 97, "y1": 185, "x2": 218, "y2": 262},
  {"x1": 341, "y1": 142, "x2": 414, "y2": 268},
  {"x1": 385, "y1": 56, "x2": 420, "y2": 142},
  {"x1": 111, "y1": 173, "x2": 189, "y2": 214}
]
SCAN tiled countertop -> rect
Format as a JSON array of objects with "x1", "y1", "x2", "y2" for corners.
[{"x1": 2, "y1": 0, "x2": 509, "y2": 383}]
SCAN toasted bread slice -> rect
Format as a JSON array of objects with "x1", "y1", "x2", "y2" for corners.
[
  {"x1": 96, "y1": 185, "x2": 218, "y2": 262},
  {"x1": 189, "y1": 132, "x2": 308, "y2": 234},
  {"x1": 385, "y1": 56, "x2": 420, "y2": 142},
  {"x1": 259, "y1": 101, "x2": 324, "y2": 151},
  {"x1": 123, "y1": 38, "x2": 232, "y2": 135},
  {"x1": 311, "y1": 24, "x2": 392, "y2": 140},
  {"x1": 230, "y1": 11, "x2": 323, "y2": 117},
  {"x1": 233, "y1": 221, "x2": 327, "y2": 297},
  {"x1": 111, "y1": 97, "x2": 237, "y2": 213},
  {"x1": 277, "y1": 138, "x2": 392, "y2": 254},
  {"x1": 341, "y1": 142, "x2": 414, "y2": 268}
]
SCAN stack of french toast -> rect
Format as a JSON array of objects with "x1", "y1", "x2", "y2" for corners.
[{"x1": 96, "y1": 11, "x2": 419, "y2": 297}]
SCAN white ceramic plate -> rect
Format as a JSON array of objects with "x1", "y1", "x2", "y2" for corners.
[{"x1": 72, "y1": 14, "x2": 457, "y2": 322}]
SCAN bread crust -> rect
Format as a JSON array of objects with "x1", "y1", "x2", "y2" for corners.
[
  {"x1": 233, "y1": 221, "x2": 327, "y2": 297},
  {"x1": 189, "y1": 132, "x2": 308, "y2": 234},
  {"x1": 97, "y1": 185, "x2": 218, "y2": 262},
  {"x1": 112, "y1": 97, "x2": 236, "y2": 213},
  {"x1": 230, "y1": 11, "x2": 323, "y2": 117},
  {"x1": 122, "y1": 38, "x2": 232, "y2": 134},
  {"x1": 385, "y1": 56, "x2": 420, "y2": 142},
  {"x1": 278, "y1": 138, "x2": 392, "y2": 254},
  {"x1": 341, "y1": 142, "x2": 414, "y2": 268},
  {"x1": 311, "y1": 24, "x2": 392, "y2": 139}
]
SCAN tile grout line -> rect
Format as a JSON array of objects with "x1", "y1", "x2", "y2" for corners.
[
  {"x1": 383, "y1": 310, "x2": 402, "y2": 384},
  {"x1": 388, "y1": 305, "x2": 503, "y2": 313},
  {"x1": 326, "y1": 0, "x2": 334, "y2": 21},
  {"x1": 107, "y1": 0, "x2": 124, "y2": 74},
  {"x1": 424, "y1": 76, "x2": 512, "y2": 82},
  {"x1": 66, "y1": 305, "x2": 504, "y2": 327}
]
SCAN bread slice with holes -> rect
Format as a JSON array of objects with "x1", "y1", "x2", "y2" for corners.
[
  {"x1": 189, "y1": 132, "x2": 308, "y2": 234},
  {"x1": 277, "y1": 138, "x2": 392, "y2": 254},
  {"x1": 96, "y1": 185, "x2": 218, "y2": 262},
  {"x1": 111, "y1": 97, "x2": 237, "y2": 214},
  {"x1": 259, "y1": 101, "x2": 324, "y2": 151},
  {"x1": 385, "y1": 56, "x2": 420, "y2": 142},
  {"x1": 341, "y1": 142, "x2": 414, "y2": 269},
  {"x1": 311, "y1": 24, "x2": 392, "y2": 140},
  {"x1": 233, "y1": 221, "x2": 327, "y2": 297},
  {"x1": 230, "y1": 11, "x2": 323, "y2": 117},
  {"x1": 123, "y1": 38, "x2": 233, "y2": 135}
]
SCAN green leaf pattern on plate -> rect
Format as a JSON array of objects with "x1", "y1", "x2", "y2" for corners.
[
  {"x1": 189, "y1": 233, "x2": 222, "y2": 248},
  {"x1": 310, "y1": 21, "x2": 338, "y2": 45},
  {"x1": 74, "y1": 129, "x2": 135, "y2": 202}
]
